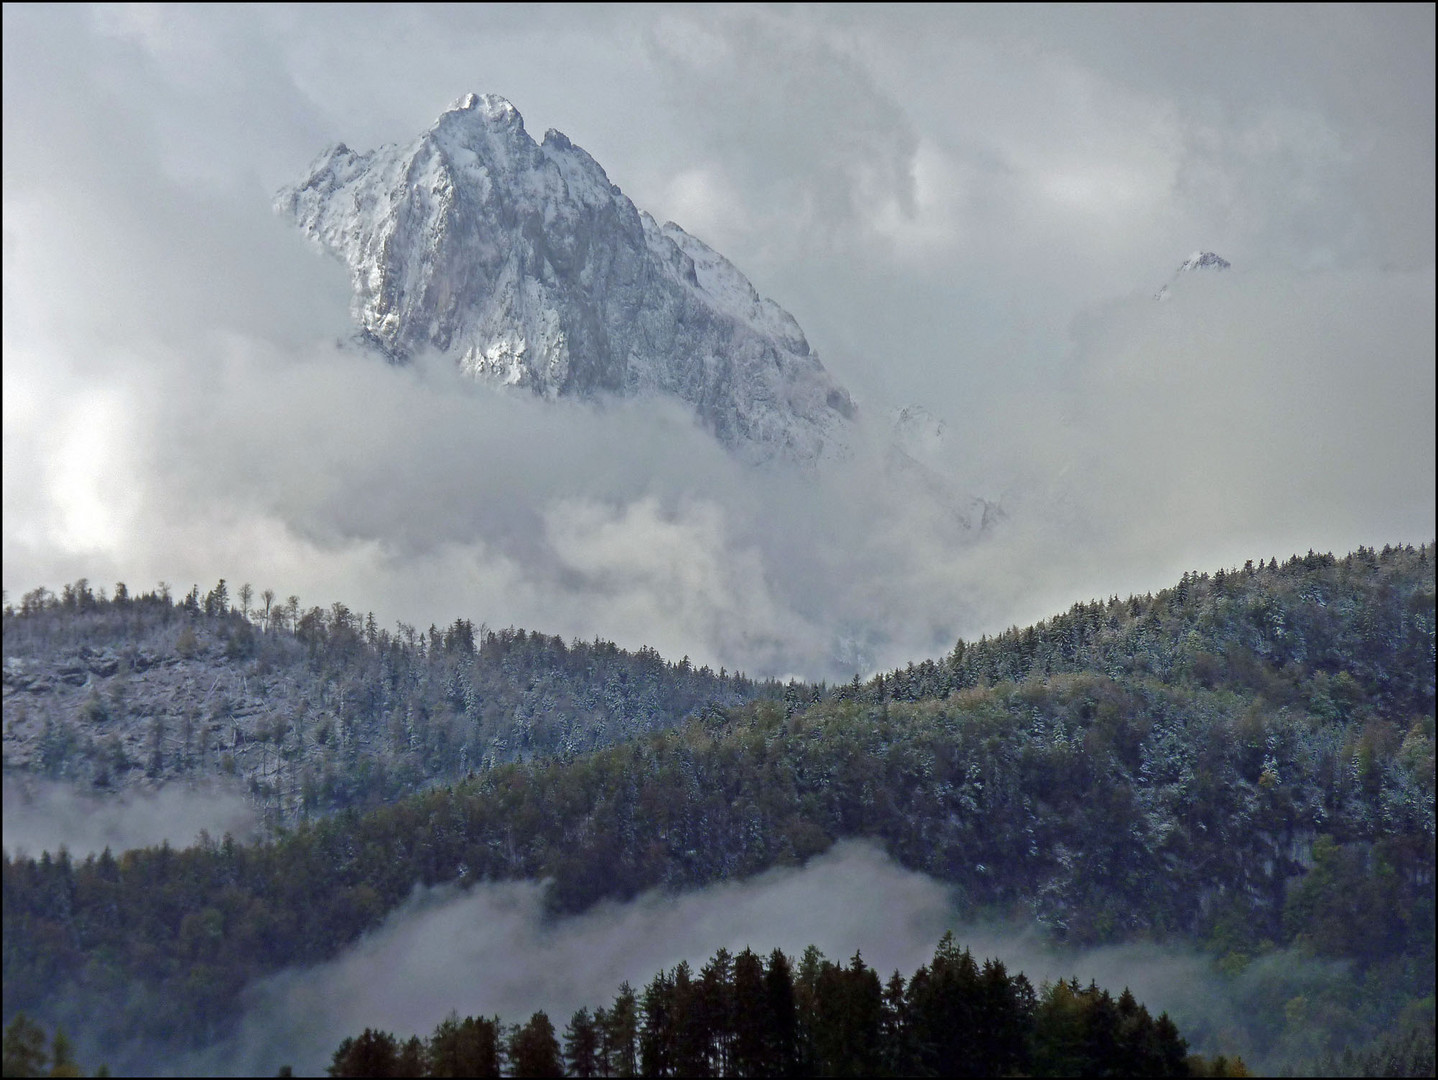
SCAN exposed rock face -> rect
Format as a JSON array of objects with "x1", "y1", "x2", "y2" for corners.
[{"x1": 278, "y1": 92, "x2": 856, "y2": 463}]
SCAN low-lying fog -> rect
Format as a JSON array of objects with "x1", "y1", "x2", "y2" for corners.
[
  {"x1": 154, "y1": 841, "x2": 1331, "y2": 1077},
  {"x1": 2, "y1": 777, "x2": 259, "y2": 860}
]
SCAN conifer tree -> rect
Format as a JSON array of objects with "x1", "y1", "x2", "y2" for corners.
[
  {"x1": 507, "y1": 1012, "x2": 561, "y2": 1078},
  {"x1": 639, "y1": 969, "x2": 674, "y2": 1077},
  {"x1": 669, "y1": 960, "x2": 708, "y2": 1077},
  {"x1": 879, "y1": 970, "x2": 914, "y2": 1076},
  {"x1": 809, "y1": 952, "x2": 883, "y2": 1076},
  {"x1": 762, "y1": 948, "x2": 799, "y2": 1077},
  {"x1": 698, "y1": 946, "x2": 735, "y2": 1075},
  {"x1": 729, "y1": 948, "x2": 768, "y2": 1077},
  {"x1": 327, "y1": 1027, "x2": 399, "y2": 1077},
  {"x1": 427, "y1": 1013, "x2": 500, "y2": 1078},
  {"x1": 563, "y1": 1007, "x2": 601, "y2": 1078},
  {"x1": 395, "y1": 1035, "x2": 426, "y2": 1078},
  {"x1": 603, "y1": 983, "x2": 639, "y2": 1078}
]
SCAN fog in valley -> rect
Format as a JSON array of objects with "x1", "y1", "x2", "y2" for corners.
[
  {"x1": 3, "y1": 10, "x2": 1432, "y2": 1074},
  {"x1": 159, "y1": 842, "x2": 1329, "y2": 1077}
]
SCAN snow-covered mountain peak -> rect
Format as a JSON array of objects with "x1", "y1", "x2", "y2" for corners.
[
  {"x1": 277, "y1": 94, "x2": 855, "y2": 463},
  {"x1": 441, "y1": 91, "x2": 521, "y2": 126},
  {"x1": 1156, "y1": 250, "x2": 1231, "y2": 299},
  {"x1": 1177, "y1": 251, "x2": 1231, "y2": 274}
]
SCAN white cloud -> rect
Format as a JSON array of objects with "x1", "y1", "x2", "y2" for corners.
[
  {"x1": 2, "y1": 777, "x2": 258, "y2": 859},
  {"x1": 2, "y1": 5, "x2": 1433, "y2": 684}
]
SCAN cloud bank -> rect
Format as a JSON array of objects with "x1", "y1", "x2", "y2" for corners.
[
  {"x1": 1, "y1": 777, "x2": 258, "y2": 859},
  {"x1": 4, "y1": 6, "x2": 1433, "y2": 682}
]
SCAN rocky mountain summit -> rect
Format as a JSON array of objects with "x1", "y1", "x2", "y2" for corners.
[
  {"x1": 1154, "y1": 250, "x2": 1231, "y2": 300},
  {"x1": 278, "y1": 93, "x2": 856, "y2": 464}
]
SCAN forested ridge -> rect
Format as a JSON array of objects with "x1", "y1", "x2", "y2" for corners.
[
  {"x1": 3, "y1": 544, "x2": 1433, "y2": 1073},
  {"x1": 3, "y1": 581, "x2": 779, "y2": 822}
]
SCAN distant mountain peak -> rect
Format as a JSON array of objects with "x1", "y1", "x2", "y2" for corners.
[
  {"x1": 277, "y1": 93, "x2": 855, "y2": 464},
  {"x1": 1156, "y1": 250, "x2": 1231, "y2": 299},
  {"x1": 1178, "y1": 251, "x2": 1231, "y2": 273},
  {"x1": 449, "y1": 90, "x2": 502, "y2": 112}
]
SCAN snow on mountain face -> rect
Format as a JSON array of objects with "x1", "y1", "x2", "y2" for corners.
[
  {"x1": 1154, "y1": 250, "x2": 1231, "y2": 300},
  {"x1": 1177, "y1": 251, "x2": 1231, "y2": 274},
  {"x1": 277, "y1": 92, "x2": 856, "y2": 463}
]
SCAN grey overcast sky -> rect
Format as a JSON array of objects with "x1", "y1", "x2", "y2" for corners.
[{"x1": 4, "y1": 4, "x2": 1434, "y2": 678}]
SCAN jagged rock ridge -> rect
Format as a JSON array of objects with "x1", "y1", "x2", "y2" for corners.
[{"x1": 278, "y1": 92, "x2": 856, "y2": 463}]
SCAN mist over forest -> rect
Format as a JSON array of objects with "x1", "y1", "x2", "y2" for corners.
[
  {"x1": 4, "y1": 6, "x2": 1434, "y2": 1078},
  {"x1": 4, "y1": 547, "x2": 1434, "y2": 1076},
  {"x1": 171, "y1": 843, "x2": 1311, "y2": 1076}
]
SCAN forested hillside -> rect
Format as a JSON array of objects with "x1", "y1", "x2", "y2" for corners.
[
  {"x1": 3, "y1": 545, "x2": 1433, "y2": 1072},
  {"x1": 3, "y1": 582, "x2": 778, "y2": 822}
]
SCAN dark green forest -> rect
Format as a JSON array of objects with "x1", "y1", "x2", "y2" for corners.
[{"x1": 3, "y1": 544, "x2": 1434, "y2": 1074}]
